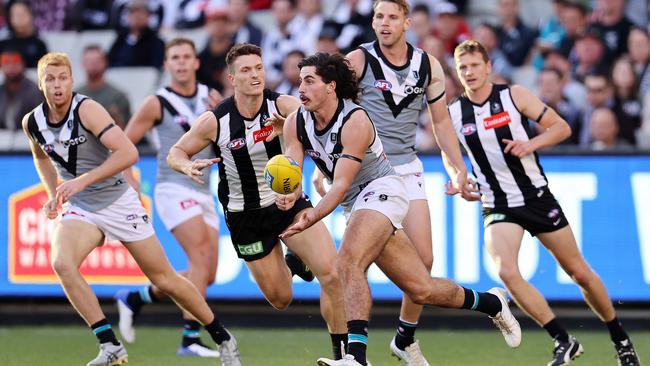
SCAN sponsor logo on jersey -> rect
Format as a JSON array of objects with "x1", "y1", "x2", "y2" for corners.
[
  {"x1": 483, "y1": 111, "x2": 511, "y2": 130},
  {"x1": 174, "y1": 115, "x2": 190, "y2": 126},
  {"x1": 374, "y1": 80, "x2": 392, "y2": 91},
  {"x1": 238, "y1": 241, "x2": 264, "y2": 256},
  {"x1": 180, "y1": 198, "x2": 199, "y2": 210},
  {"x1": 547, "y1": 208, "x2": 560, "y2": 219},
  {"x1": 253, "y1": 125, "x2": 273, "y2": 143},
  {"x1": 461, "y1": 123, "x2": 477, "y2": 136},
  {"x1": 61, "y1": 135, "x2": 87, "y2": 148},
  {"x1": 362, "y1": 191, "x2": 375, "y2": 202},
  {"x1": 404, "y1": 85, "x2": 425, "y2": 95},
  {"x1": 42, "y1": 144, "x2": 54, "y2": 153},
  {"x1": 227, "y1": 138, "x2": 246, "y2": 151},
  {"x1": 126, "y1": 214, "x2": 138, "y2": 221},
  {"x1": 305, "y1": 150, "x2": 320, "y2": 159}
]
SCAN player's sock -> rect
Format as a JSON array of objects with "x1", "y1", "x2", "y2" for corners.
[
  {"x1": 605, "y1": 317, "x2": 630, "y2": 343},
  {"x1": 394, "y1": 318, "x2": 418, "y2": 350},
  {"x1": 91, "y1": 319, "x2": 120, "y2": 346},
  {"x1": 543, "y1": 318, "x2": 569, "y2": 342},
  {"x1": 347, "y1": 320, "x2": 368, "y2": 366},
  {"x1": 205, "y1": 318, "x2": 231, "y2": 345},
  {"x1": 126, "y1": 286, "x2": 157, "y2": 313},
  {"x1": 461, "y1": 287, "x2": 502, "y2": 316},
  {"x1": 330, "y1": 333, "x2": 347, "y2": 360},
  {"x1": 182, "y1": 320, "x2": 202, "y2": 347}
]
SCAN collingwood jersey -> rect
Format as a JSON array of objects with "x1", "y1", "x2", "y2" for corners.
[
  {"x1": 448, "y1": 84, "x2": 548, "y2": 208},
  {"x1": 358, "y1": 41, "x2": 438, "y2": 166},
  {"x1": 152, "y1": 84, "x2": 213, "y2": 194},
  {"x1": 296, "y1": 98, "x2": 394, "y2": 209},
  {"x1": 213, "y1": 89, "x2": 282, "y2": 212},
  {"x1": 26, "y1": 93, "x2": 128, "y2": 211}
]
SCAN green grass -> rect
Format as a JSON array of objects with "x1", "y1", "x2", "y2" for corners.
[{"x1": 1, "y1": 326, "x2": 648, "y2": 365}]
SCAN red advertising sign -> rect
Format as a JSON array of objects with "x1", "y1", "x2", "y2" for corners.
[{"x1": 8, "y1": 183, "x2": 151, "y2": 284}]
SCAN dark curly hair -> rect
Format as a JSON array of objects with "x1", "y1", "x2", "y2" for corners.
[{"x1": 298, "y1": 52, "x2": 359, "y2": 104}]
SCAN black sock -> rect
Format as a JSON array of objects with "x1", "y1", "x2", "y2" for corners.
[
  {"x1": 394, "y1": 318, "x2": 417, "y2": 350},
  {"x1": 543, "y1": 318, "x2": 569, "y2": 343},
  {"x1": 347, "y1": 320, "x2": 368, "y2": 366},
  {"x1": 606, "y1": 317, "x2": 629, "y2": 343},
  {"x1": 126, "y1": 286, "x2": 157, "y2": 313},
  {"x1": 182, "y1": 320, "x2": 202, "y2": 347},
  {"x1": 461, "y1": 287, "x2": 502, "y2": 316},
  {"x1": 330, "y1": 333, "x2": 347, "y2": 360},
  {"x1": 205, "y1": 318, "x2": 230, "y2": 345},
  {"x1": 91, "y1": 319, "x2": 120, "y2": 345}
]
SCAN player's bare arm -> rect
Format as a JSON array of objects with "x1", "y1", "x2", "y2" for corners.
[
  {"x1": 122, "y1": 95, "x2": 162, "y2": 191},
  {"x1": 504, "y1": 85, "x2": 572, "y2": 157},
  {"x1": 281, "y1": 110, "x2": 370, "y2": 238},
  {"x1": 345, "y1": 49, "x2": 366, "y2": 78},
  {"x1": 264, "y1": 94, "x2": 301, "y2": 141},
  {"x1": 168, "y1": 110, "x2": 220, "y2": 184},
  {"x1": 274, "y1": 111, "x2": 306, "y2": 211},
  {"x1": 22, "y1": 114, "x2": 61, "y2": 218},
  {"x1": 56, "y1": 100, "x2": 138, "y2": 203},
  {"x1": 427, "y1": 54, "x2": 469, "y2": 196}
]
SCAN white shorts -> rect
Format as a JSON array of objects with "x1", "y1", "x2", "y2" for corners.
[
  {"x1": 154, "y1": 182, "x2": 219, "y2": 231},
  {"x1": 347, "y1": 175, "x2": 409, "y2": 229},
  {"x1": 61, "y1": 187, "x2": 155, "y2": 242},
  {"x1": 393, "y1": 158, "x2": 427, "y2": 201}
]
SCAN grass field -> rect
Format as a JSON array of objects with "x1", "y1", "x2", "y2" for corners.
[{"x1": 1, "y1": 326, "x2": 647, "y2": 365}]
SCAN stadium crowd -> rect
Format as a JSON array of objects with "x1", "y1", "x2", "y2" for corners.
[{"x1": 1, "y1": 0, "x2": 650, "y2": 152}]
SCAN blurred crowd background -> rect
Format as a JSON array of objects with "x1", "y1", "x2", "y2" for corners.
[{"x1": 1, "y1": 0, "x2": 650, "y2": 153}]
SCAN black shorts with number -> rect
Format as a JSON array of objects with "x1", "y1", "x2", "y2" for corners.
[
  {"x1": 225, "y1": 196, "x2": 312, "y2": 261},
  {"x1": 482, "y1": 186, "x2": 569, "y2": 236}
]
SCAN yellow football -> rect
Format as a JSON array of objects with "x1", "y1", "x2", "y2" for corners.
[{"x1": 264, "y1": 154, "x2": 302, "y2": 194}]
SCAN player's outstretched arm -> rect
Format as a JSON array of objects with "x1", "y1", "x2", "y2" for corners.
[
  {"x1": 124, "y1": 95, "x2": 160, "y2": 144},
  {"x1": 264, "y1": 95, "x2": 301, "y2": 141},
  {"x1": 275, "y1": 111, "x2": 306, "y2": 211},
  {"x1": 168, "y1": 111, "x2": 220, "y2": 185},
  {"x1": 345, "y1": 48, "x2": 366, "y2": 80},
  {"x1": 503, "y1": 85, "x2": 572, "y2": 157}
]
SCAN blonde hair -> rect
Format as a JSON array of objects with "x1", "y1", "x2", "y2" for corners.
[
  {"x1": 37, "y1": 52, "x2": 72, "y2": 81},
  {"x1": 373, "y1": 0, "x2": 410, "y2": 16},
  {"x1": 454, "y1": 40, "x2": 490, "y2": 63}
]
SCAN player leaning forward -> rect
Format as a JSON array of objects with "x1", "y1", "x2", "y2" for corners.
[
  {"x1": 22, "y1": 52, "x2": 241, "y2": 366},
  {"x1": 278, "y1": 52, "x2": 522, "y2": 366}
]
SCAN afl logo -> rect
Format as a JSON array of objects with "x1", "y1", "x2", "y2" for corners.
[
  {"x1": 374, "y1": 80, "x2": 392, "y2": 91},
  {"x1": 305, "y1": 149, "x2": 320, "y2": 159},
  {"x1": 227, "y1": 138, "x2": 246, "y2": 151},
  {"x1": 174, "y1": 115, "x2": 190, "y2": 125},
  {"x1": 42, "y1": 144, "x2": 54, "y2": 153},
  {"x1": 461, "y1": 124, "x2": 477, "y2": 136}
]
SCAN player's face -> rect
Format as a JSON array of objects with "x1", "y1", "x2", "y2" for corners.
[
  {"x1": 40, "y1": 65, "x2": 73, "y2": 109},
  {"x1": 298, "y1": 66, "x2": 334, "y2": 111},
  {"x1": 455, "y1": 52, "x2": 492, "y2": 92},
  {"x1": 229, "y1": 54, "x2": 265, "y2": 96},
  {"x1": 372, "y1": 2, "x2": 410, "y2": 48},
  {"x1": 165, "y1": 43, "x2": 199, "y2": 84}
]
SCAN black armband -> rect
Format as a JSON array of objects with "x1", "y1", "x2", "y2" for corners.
[
  {"x1": 535, "y1": 106, "x2": 548, "y2": 123},
  {"x1": 97, "y1": 123, "x2": 116, "y2": 139},
  {"x1": 340, "y1": 154, "x2": 362, "y2": 163},
  {"x1": 427, "y1": 91, "x2": 445, "y2": 104}
]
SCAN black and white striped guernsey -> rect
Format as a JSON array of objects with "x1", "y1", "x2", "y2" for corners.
[
  {"x1": 212, "y1": 89, "x2": 283, "y2": 212},
  {"x1": 448, "y1": 84, "x2": 548, "y2": 208}
]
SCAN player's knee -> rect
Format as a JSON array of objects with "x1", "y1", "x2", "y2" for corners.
[
  {"x1": 569, "y1": 266, "x2": 594, "y2": 287},
  {"x1": 51, "y1": 256, "x2": 75, "y2": 278},
  {"x1": 409, "y1": 287, "x2": 433, "y2": 305},
  {"x1": 267, "y1": 289, "x2": 293, "y2": 310},
  {"x1": 149, "y1": 272, "x2": 177, "y2": 294},
  {"x1": 498, "y1": 265, "x2": 523, "y2": 285},
  {"x1": 315, "y1": 267, "x2": 339, "y2": 290}
]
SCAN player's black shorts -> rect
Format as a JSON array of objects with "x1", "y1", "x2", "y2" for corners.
[
  {"x1": 224, "y1": 196, "x2": 312, "y2": 261},
  {"x1": 482, "y1": 186, "x2": 569, "y2": 236}
]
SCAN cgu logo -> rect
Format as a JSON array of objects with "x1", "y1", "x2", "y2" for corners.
[
  {"x1": 404, "y1": 85, "x2": 425, "y2": 95},
  {"x1": 62, "y1": 135, "x2": 87, "y2": 148},
  {"x1": 374, "y1": 80, "x2": 392, "y2": 91},
  {"x1": 227, "y1": 138, "x2": 246, "y2": 151}
]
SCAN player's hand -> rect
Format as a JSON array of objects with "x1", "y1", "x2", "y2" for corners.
[
  {"x1": 42, "y1": 196, "x2": 60, "y2": 220},
  {"x1": 445, "y1": 177, "x2": 481, "y2": 201},
  {"x1": 280, "y1": 208, "x2": 315, "y2": 238},
  {"x1": 312, "y1": 169, "x2": 328, "y2": 197},
  {"x1": 276, "y1": 191, "x2": 297, "y2": 211},
  {"x1": 207, "y1": 89, "x2": 223, "y2": 109},
  {"x1": 502, "y1": 138, "x2": 536, "y2": 157},
  {"x1": 184, "y1": 158, "x2": 220, "y2": 184},
  {"x1": 56, "y1": 177, "x2": 89, "y2": 203},
  {"x1": 263, "y1": 112, "x2": 285, "y2": 142}
]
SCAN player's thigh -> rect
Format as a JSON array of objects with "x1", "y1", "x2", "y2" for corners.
[
  {"x1": 338, "y1": 209, "x2": 395, "y2": 270},
  {"x1": 124, "y1": 235, "x2": 175, "y2": 279},
  {"x1": 51, "y1": 219, "x2": 104, "y2": 267},
  {"x1": 537, "y1": 225, "x2": 589, "y2": 273},
  {"x1": 245, "y1": 243, "x2": 292, "y2": 292},
  {"x1": 171, "y1": 215, "x2": 218, "y2": 262},
  {"x1": 402, "y1": 199, "x2": 433, "y2": 263},
  {"x1": 484, "y1": 222, "x2": 526, "y2": 265},
  {"x1": 374, "y1": 229, "x2": 432, "y2": 294},
  {"x1": 282, "y1": 217, "x2": 336, "y2": 276}
]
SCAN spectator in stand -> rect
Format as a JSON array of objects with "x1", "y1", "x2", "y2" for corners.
[
  {"x1": 29, "y1": 0, "x2": 73, "y2": 31},
  {"x1": 639, "y1": 92, "x2": 650, "y2": 149},
  {"x1": 420, "y1": 34, "x2": 452, "y2": 70},
  {"x1": 407, "y1": 3, "x2": 433, "y2": 47},
  {"x1": 495, "y1": 0, "x2": 537, "y2": 66},
  {"x1": 111, "y1": 0, "x2": 164, "y2": 32},
  {"x1": 537, "y1": 67, "x2": 581, "y2": 144},
  {"x1": 431, "y1": 2, "x2": 471, "y2": 58},
  {"x1": 591, "y1": 0, "x2": 634, "y2": 63},
  {"x1": 555, "y1": 0, "x2": 588, "y2": 58},
  {"x1": 535, "y1": 0, "x2": 567, "y2": 65},
  {"x1": 571, "y1": 26, "x2": 608, "y2": 83},
  {"x1": 274, "y1": 49, "x2": 304, "y2": 98},
  {"x1": 628, "y1": 27, "x2": 650, "y2": 97},
  {"x1": 287, "y1": 0, "x2": 324, "y2": 56},
  {"x1": 473, "y1": 23, "x2": 513, "y2": 83},
  {"x1": 544, "y1": 49, "x2": 586, "y2": 107},
  {"x1": 197, "y1": 8, "x2": 234, "y2": 94},
  {"x1": 579, "y1": 73, "x2": 615, "y2": 147},
  {"x1": 108, "y1": 0, "x2": 165, "y2": 68},
  {"x1": 611, "y1": 56, "x2": 642, "y2": 146},
  {"x1": 315, "y1": 25, "x2": 340, "y2": 55},
  {"x1": 66, "y1": 0, "x2": 114, "y2": 31},
  {"x1": 227, "y1": 0, "x2": 263, "y2": 46},
  {"x1": 0, "y1": 1, "x2": 47, "y2": 68},
  {"x1": 262, "y1": 0, "x2": 298, "y2": 86},
  {"x1": 327, "y1": 0, "x2": 374, "y2": 53},
  {"x1": 77, "y1": 45, "x2": 131, "y2": 129},
  {"x1": 0, "y1": 50, "x2": 42, "y2": 131},
  {"x1": 590, "y1": 108, "x2": 633, "y2": 151},
  {"x1": 162, "y1": 0, "x2": 209, "y2": 30}
]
